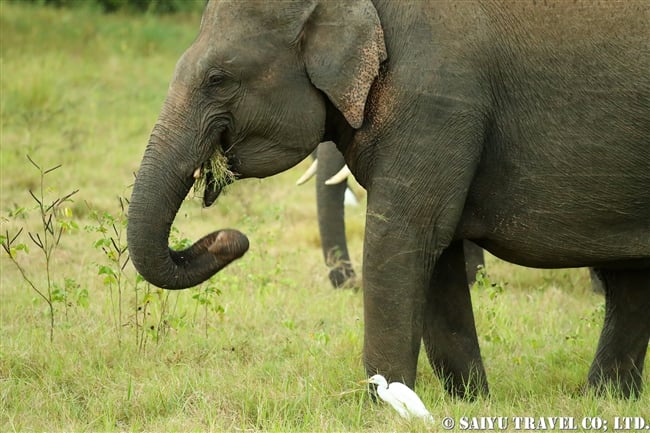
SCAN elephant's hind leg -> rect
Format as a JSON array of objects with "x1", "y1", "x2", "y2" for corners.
[
  {"x1": 423, "y1": 241, "x2": 489, "y2": 399},
  {"x1": 587, "y1": 268, "x2": 650, "y2": 398}
]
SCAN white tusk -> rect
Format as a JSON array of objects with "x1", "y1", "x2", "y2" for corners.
[
  {"x1": 193, "y1": 167, "x2": 202, "y2": 179},
  {"x1": 296, "y1": 159, "x2": 318, "y2": 185},
  {"x1": 325, "y1": 165, "x2": 352, "y2": 185}
]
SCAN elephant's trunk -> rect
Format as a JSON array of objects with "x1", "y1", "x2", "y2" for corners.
[{"x1": 127, "y1": 124, "x2": 249, "y2": 290}]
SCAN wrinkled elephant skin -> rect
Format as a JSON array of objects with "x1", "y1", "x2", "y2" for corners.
[
  {"x1": 311, "y1": 141, "x2": 485, "y2": 289},
  {"x1": 128, "y1": 1, "x2": 650, "y2": 398}
]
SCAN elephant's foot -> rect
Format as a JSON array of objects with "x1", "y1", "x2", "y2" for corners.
[
  {"x1": 587, "y1": 358, "x2": 645, "y2": 398},
  {"x1": 328, "y1": 265, "x2": 357, "y2": 289},
  {"x1": 362, "y1": 299, "x2": 421, "y2": 390},
  {"x1": 363, "y1": 335, "x2": 420, "y2": 390},
  {"x1": 429, "y1": 356, "x2": 489, "y2": 399},
  {"x1": 587, "y1": 268, "x2": 650, "y2": 398}
]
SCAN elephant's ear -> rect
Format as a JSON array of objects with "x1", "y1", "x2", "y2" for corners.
[{"x1": 300, "y1": 1, "x2": 387, "y2": 129}]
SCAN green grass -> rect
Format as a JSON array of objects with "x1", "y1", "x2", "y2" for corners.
[{"x1": 1, "y1": 3, "x2": 648, "y2": 432}]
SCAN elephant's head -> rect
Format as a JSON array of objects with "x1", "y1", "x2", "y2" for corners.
[{"x1": 127, "y1": 0, "x2": 386, "y2": 289}]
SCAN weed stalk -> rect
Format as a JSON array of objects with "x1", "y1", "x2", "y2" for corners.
[{"x1": 0, "y1": 156, "x2": 78, "y2": 342}]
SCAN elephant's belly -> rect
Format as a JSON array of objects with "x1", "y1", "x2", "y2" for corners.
[
  {"x1": 462, "y1": 208, "x2": 650, "y2": 269},
  {"x1": 478, "y1": 237, "x2": 650, "y2": 270},
  {"x1": 461, "y1": 161, "x2": 650, "y2": 269}
]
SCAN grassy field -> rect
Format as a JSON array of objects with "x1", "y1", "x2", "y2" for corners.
[{"x1": 1, "y1": 3, "x2": 648, "y2": 432}]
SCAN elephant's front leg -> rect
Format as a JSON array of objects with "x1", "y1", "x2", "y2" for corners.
[
  {"x1": 358, "y1": 102, "x2": 484, "y2": 390},
  {"x1": 423, "y1": 240, "x2": 488, "y2": 399},
  {"x1": 361, "y1": 213, "x2": 430, "y2": 388}
]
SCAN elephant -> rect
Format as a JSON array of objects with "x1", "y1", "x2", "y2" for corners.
[
  {"x1": 298, "y1": 141, "x2": 485, "y2": 289},
  {"x1": 297, "y1": 141, "x2": 359, "y2": 288},
  {"x1": 127, "y1": 1, "x2": 650, "y2": 398}
]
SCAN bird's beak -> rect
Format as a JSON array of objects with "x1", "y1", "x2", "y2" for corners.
[{"x1": 358, "y1": 378, "x2": 371, "y2": 385}]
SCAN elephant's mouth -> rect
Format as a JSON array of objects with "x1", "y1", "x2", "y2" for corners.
[
  {"x1": 194, "y1": 133, "x2": 238, "y2": 207},
  {"x1": 199, "y1": 166, "x2": 225, "y2": 207}
]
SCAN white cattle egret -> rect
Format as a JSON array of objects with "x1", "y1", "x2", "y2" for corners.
[{"x1": 362, "y1": 374, "x2": 434, "y2": 423}]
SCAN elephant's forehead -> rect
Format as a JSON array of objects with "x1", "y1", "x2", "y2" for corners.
[
  {"x1": 171, "y1": 0, "x2": 312, "y2": 90},
  {"x1": 175, "y1": 5, "x2": 296, "y2": 85},
  {"x1": 201, "y1": 0, "x2": 301, "y2": 40},
  {"x1": 174, "y1": 36, "x2": 277, "y2": 85}
]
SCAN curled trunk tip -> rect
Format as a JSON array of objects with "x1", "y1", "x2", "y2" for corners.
[{"x1": 201, "y1": 229, "x2": 250, "y2": 263}]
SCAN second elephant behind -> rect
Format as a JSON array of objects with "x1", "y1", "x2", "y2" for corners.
[{"x1": 307, "y1": 141, "x2": 485, "y2": 289}]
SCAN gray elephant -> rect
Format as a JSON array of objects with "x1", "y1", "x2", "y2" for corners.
[
  {"x1": 299, "y1": 141, "x2": 485, "y2": 289},
  {"x1": 127, "y1": 1, "x2": 650, "y2": 398},
  {"x1": 297, "y1": 142, "x2": 359, "y2": 288}
]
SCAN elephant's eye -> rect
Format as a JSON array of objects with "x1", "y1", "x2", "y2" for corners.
[{"x1": 206, "y1": 71, "x2": 226, "y2": 87}]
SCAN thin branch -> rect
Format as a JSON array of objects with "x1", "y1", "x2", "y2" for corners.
[
  {"x1": 55, "y1": 227, "x2": 63, "y2": 245},
  {"x1": 45, "y1": 198, "x2": 61, "y2": 214},
  {"x1": 6, "y1": 255, "x2": 51, "y2": 306},
  {"x1": 45, "y1": 214, "x2": 54, "y2": 235},
  {"x1": 11, "y1": 228, "x2": 24, "y2": 244},
  {"x1": 26, "y1": 154, "x2": 41, "y2": 171},
  {"x1": 28, "y1": 189, "x2": 42, "y2": 207},
  {"x1": 59, "y1": 189, "x2": 79, "y2": 203},
  {"x1": 43, "y1": 164, "x2": 62, "y2": 175},
  {"x1": 28, "y1": 232, "x2": 43, "y2": 249},
  {"x1": 1, "y1": 228, "x2": 25, "y2": 255},
  {"x1": 121, "y1": 255, "x2": 131, "y2": 271}
]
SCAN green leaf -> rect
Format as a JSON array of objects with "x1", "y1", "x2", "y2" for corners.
[
  {"x1": 98, "y1": 265, "x2": 117, "y2": 277},
  {"x1": 76, "y1": 288, "x2": 89, "y2": 308},
  {"x1": 51, "y1": 287, "x2": 66, "y2": 303},
  {"x1": 102, "y1": 275, "x2": 117, "y2": 285},
  {"x1": 8, "y1": 206, "x2": 26, "y2": 218},
  {"x1": 59, "y1": 220, "x2": 79, "y2": 232},
  {"x1": 8, "y1": 243, "x2": 29, "y2": 258},
  {"x1": 93, "y1": 238, "x2": 112, "y2": 249}
]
